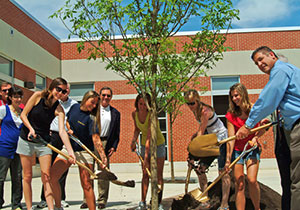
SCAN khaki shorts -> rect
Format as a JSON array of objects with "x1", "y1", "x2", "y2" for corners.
[{"x1": 57, "y1": 147, "x2": 95, "y2": 164}]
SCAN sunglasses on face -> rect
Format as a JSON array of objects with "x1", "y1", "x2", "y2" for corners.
[
  {"x1": 186, "y1": 101, "x2": 196, "y2": 106},
  {"x1": 55, "y1": 87, "x2": 68, "y2": 94},
  {"x1": 102, "y1": 94, "x2": 111, "y2": 98},
  {"x1": 1, "y1": 89, "x2": 10, "y2": 93}
]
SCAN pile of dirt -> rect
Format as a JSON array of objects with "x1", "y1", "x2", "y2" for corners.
[{"x1": 170, "y1": 175, "x2": 281, "y2": 210}]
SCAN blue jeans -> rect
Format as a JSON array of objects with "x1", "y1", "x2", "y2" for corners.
[{"x1": 0, "y1": 154, "x2": 22, "y2": 209}]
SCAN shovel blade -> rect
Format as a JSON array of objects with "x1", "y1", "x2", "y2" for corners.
[
  {"x1": 189, "y1": 188, "x2": 209, "y2": 203},
  {"x1": 95, "y1": 170, "x2": 117, "y2": 181},
  {"x1": 188, "y1": 134, "x2": 218, "y2": 156}
]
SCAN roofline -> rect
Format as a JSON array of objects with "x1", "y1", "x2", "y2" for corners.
[
  {"x1": 61, "y1": 26, "x2": 300, "y2": 43},
  {"x1": 10, "y1": 0, "x2": 61, "y2": 41}
]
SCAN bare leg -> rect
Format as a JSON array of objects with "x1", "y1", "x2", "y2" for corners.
[
  {"x1": 141, "y1": 163, "x2": 150, "y2": 202},
  {"x1": 38, "y1": 154, "x2": 54, "y2": 210},
  {"x1": 157, "y1": 157, "x2": 165, "y2": 203},
  {"x1": 220, "y1": 170, "x2": 231, "y2": 208},
  {"x1": 195, "y1": 165, "x2": 208, "y2": 192},
  {"x1": 50, "y1": 157, "x2": 71, "y2": 208},
  {"x1": 19, "y1": 155, "x2": 33, "y2": 210},
  {"x1": 234, "y1": 164, "x2": 246, "y2": 210},
  {"x1": 246, "y1": 159, "x2": 261, "y2": 210},
  {"x1": 79, "y1": 164, "x2": 96, "y2": 210}
]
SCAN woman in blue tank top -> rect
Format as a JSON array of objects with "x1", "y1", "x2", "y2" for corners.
[
  {"x1": 17, "y1": 78, "x2": 76, "y2": 210},
  {"x1": 0, "y1": 87, "x2": 23, "y2": 210}
]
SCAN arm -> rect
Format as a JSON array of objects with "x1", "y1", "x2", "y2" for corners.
[
  {"x1": 108, "y1": 111, "x2": 120, "y2": 157},
  {"x1": 20, "y1": 92, "x2": 41, "y2": 140},
  {"x1": 225, "y1": 120, "x2": 235, "y2": 170},
  {"x1": 130, "y1": 111, "x2": 141, "y2": 151},
  {"x1": 192, "y1": 107, "x2": 212, "y2": 139},
  {"x1": 92, "y1": 133, "x2": 107, "y2": 168},
  {"x1": 56, "y1": 104, "x2": 76, "y2": 164}
]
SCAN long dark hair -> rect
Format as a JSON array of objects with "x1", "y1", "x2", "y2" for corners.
[
  {"x1": 7, "y1": 86, "x2": 23, "y2": 105},
  {"x1": 41, "y1": 77, "x2": 68, "y2": 107}
]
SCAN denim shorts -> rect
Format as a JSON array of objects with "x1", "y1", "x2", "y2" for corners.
[
  {"x1": 16, "y1": 137, "x2": 52, "y2": 157},
  {"x1": 141, "y1": 144, "x2": 166, "y2": 159},
  {"x1": 233, "y1": 147, "x2": 261, "y2": 165}
]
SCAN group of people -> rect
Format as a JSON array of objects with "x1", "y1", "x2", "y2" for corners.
[
  {"x1": 0, "y1": 45, "x2": 299, "y2": 210},
  {"x1": 0, "y1": 79, "x2": 121, "y2": 210}
]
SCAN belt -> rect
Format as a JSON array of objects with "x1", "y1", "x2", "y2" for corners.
[
  {"x1": 101, "y1": 137, "x2": 108, "y2": 141},
  {"x1": 292, "y1": 117, "x2": 300, "y2": 130}
]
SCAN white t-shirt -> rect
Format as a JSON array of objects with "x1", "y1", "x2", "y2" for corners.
[
  {"x1": 0, "y1": 105, "x2": 23, "y2": 127},
  {"x1": 100, "y1": 105, "x2": 111, "y2": 137}
]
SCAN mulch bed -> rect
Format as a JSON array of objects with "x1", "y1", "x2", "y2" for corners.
[{"x1": 170, "y1": 175, "x2": 281, "y2": 210}]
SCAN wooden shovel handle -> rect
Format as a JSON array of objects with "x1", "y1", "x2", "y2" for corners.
[
  {"x1": 218, "y1": 122, "x2": 274, "y2": 145},
  {"x1": 46, "y1": 144, "x2": 96, "y2": 178},
  {"x1": 185, "y1": 165, "x2": 192, "y2": 194}
]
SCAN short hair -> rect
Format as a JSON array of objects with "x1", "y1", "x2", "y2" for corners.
[
  {"x1": 251, "y1": 46, "x2": 278, "y2": 60},
  {"x1": 1, "y1": 82, "x2": 12, "y2": 90},
  {"x1": 7, "y1": 86, "x2": 23, "y2": 105},
  {"x1": 99, "y1": 86, "x2": 113, "y2": 96}
]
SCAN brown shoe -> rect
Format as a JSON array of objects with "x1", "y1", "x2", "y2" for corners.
[
  {"x1": 98, "y1": 203, "x2": 106, "y2": 209},
  {"x1": 80, "y1": 202, "x2": 88, "y2": 209}
]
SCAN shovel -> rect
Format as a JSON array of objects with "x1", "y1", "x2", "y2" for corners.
[
  {"x1": 192, "y1": 142, "x2": 258, "y2": 203},
  {"x1": 30, "y1": 135, "x2": 109, "y2": 180},
  {"x1": 69, "y1": 135, "x2": 135, "y2": 187},
  {"x1": 188, "y1": 122, "x2": 276, "y2": 157}
]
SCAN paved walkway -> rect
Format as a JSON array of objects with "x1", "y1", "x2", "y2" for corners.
[{"x1": 2, "y1": 159, "x2": 281, "y2": 210}]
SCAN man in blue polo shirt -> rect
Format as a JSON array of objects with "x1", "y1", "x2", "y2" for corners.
[{"x1": 236, "y1": 46, "x2": 300, "y2": 210}]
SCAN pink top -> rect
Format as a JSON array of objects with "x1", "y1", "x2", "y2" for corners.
[{"x1": 225, "y1": 112, "x2": 259, "y2": 151}]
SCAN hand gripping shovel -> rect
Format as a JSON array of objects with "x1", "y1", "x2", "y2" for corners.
[
  {"x1": 191, "y1": 142, "x2": 258, "y2": 203},
  {"x1": 69, "y1": 135, "x2": 135, "y2": 187},
  {"x1": 188, "y1": 121, "x2": 277, "y2": 157},
  {"x1": 30, "y1": 135, "x2": 105, "y2": 180}
]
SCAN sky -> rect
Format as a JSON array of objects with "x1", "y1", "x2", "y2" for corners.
[{"x1": 12, "y1": 0, "x2": 300, "y2": 40}]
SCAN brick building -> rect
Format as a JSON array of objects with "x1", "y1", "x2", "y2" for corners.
[{"x1": 1, "y1": 0, "x2": 300, "y2": 163}]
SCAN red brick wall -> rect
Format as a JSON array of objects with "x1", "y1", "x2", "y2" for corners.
[{"x1": 0, "y1": 0, "x2": 61, "y2": 59}]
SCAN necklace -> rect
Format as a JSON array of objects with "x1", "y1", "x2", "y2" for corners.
[{"x1": 9, "y1": 105, "x2": 21, "y2": 117}]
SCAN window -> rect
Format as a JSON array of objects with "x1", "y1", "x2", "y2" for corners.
[
  {"x1": 36, "y1": 74, "x2": 46, "y2": 90},
  {"x1": 211, "y1": 77, "x2": 239, "y2": 126},
  {"x1": 0, "y1": 55, "x2": 12, "y2": 77},
  {"x1": 69, "y1": 83, "x2": 94, "y2": 102}
]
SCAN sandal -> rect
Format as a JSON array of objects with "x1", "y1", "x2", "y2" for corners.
[{"x1": 217, "y1": 206, "x2": 230, "y2": 210}]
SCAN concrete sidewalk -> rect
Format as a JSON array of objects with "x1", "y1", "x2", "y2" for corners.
[{"x1": 2, "y1": 159, "x2": 281, "y2": 210}]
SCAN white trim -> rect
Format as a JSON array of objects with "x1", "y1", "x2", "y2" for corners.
[{"x1": 61, "y1": 26, "x2": 300, "y2": 43}]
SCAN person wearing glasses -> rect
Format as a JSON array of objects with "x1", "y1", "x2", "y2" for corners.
[
  {"x1": 0, "y1": 82, "x2": 12, "y2": 106},
  {"x1": 16, "y1": 77, "x2": 76, "y2": 210},
  {"x1": 36, "y1": 84, "x2": 78, "y2": 209},
  {"x1": 80, "y1": 87, "x2": 120, "y2": 209},
  {"x1": 0, "y1": 87, "x2": 23, "y2": 210},
  {"x1": 184, "y1": 89, "x2": 230, "y2": 210}
]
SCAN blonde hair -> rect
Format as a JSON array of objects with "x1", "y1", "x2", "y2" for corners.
[
  {"x1": 80, "y1": 90, "x2": 100, "y2": 133},
  {"x1": 184, "y1": 89, "x2": 213, "y2": 121},
  {"x1": 228, "y1": 83, "x2": 251, "y2": 116}
]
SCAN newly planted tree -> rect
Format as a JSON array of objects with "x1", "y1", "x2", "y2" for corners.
[{"x1": 52, "y1": 1, "x2": 238, "y2": 208}]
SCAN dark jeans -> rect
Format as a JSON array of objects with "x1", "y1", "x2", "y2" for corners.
[
  {"x1": 40, "y1": 131, "x2": 69, "y2": 201},
  {"x1": 275, "y1": 126, "x2": 291, "y2": 210},
  {"x1": 0, "y1": 154, "x2": 22, "y2": 209}
]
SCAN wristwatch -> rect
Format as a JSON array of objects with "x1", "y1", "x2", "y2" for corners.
[{"x1": 244, "y1": 124, "x2": 251, "y2": 129}]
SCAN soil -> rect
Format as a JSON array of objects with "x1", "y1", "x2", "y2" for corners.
[{"x1": 170, "y1": 175, "x2": 281, "y2": 210}]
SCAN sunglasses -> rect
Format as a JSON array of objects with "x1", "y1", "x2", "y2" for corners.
[
  {"x1": 1, "y1": 89, "x2": 10, "y2": 93},
  {"x1": 102, "y1": 94, "x2": 111, "y2": 98},
  {"x1": 55, "y1": 87, "x2": 68, "y2": 94},
  {"x1": 186, "y1": 102, "x2": 196, "y2": 106}
]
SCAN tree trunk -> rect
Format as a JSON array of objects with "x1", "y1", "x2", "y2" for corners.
[
  {"x1": 150, "y1": 107, "x2": 158, "y2": 210},
  {"x1": 169, "y1": 113, "x2": 175, "y2": 181}
]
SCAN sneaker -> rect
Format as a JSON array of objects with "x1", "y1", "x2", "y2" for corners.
[
  {"x1": 61, "y1": 200, "x2": 69, "y2": 208},
  {"x1": 158, "y1": 204, "x2": 164, "y2": 210},
  {"x1": 36, "y1": 201, "x2": 47, "y2": 208},
  {"x1": 55, "y1": 207, "x2": 64, "y2": 210},
  {"x1": 135, "y1": 201, "x2": 146, "y2": 210},
  {"x1": 79, "y1": 202, "x2": 88, "y2": 209}
]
